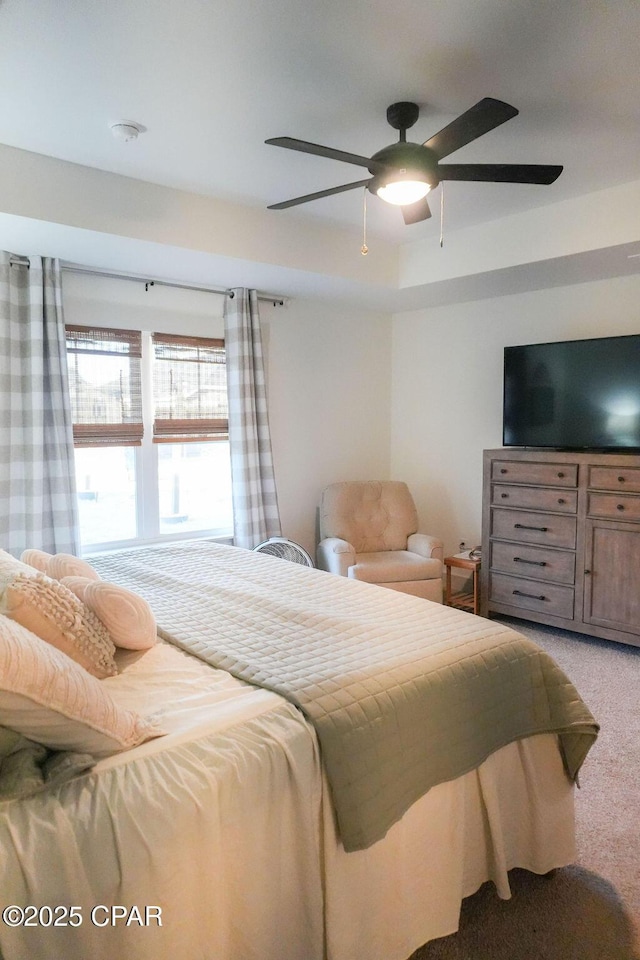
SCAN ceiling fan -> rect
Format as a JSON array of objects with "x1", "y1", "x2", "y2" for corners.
[{"x1": 265, "y1": 98, "x2": 562, "y2": 224}]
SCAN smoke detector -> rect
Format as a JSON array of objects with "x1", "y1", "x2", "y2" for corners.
[{"x1": 110, "y1": 120, "x2": 144, "y2": 142}]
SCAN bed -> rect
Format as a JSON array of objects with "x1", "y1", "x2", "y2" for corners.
[{"x1": 0, "y1": 540, "x2": 598, "y2": 960}]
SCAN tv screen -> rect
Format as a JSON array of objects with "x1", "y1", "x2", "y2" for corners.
[{"x1": 503, "y1": 334, "x2": 640, "y2": 450}]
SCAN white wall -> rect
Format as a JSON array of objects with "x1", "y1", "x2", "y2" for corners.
[
  {"x1": 63, "y1": 272, "x2": 392, "y2": 557},
  {"x1": 265, "y1": 298, "x2": 391, "y2": 553},
  {"x1": 390, "y1": 273, "x2": 640, "y2": 558}
]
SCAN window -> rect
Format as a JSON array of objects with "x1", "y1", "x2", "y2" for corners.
[
  {"x1": 66, "y1": 326, "x2": 233, "y2": 552},
  {"x1": 152, "y1": 333, "x2": 227, "y2": 442}
]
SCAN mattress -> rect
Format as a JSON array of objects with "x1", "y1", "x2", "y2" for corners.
[{"x1": 0, "y1": 639, "x2": 576, "y2": 960}]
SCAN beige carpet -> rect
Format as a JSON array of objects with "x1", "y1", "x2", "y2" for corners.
[{"x1": 410, "y1": 617, "x2": 640, "y2": 960}]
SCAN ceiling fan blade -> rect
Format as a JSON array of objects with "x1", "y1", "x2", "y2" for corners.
[
  {"x1": 423, "y1": 98, "x2": 519, "y2": 160},
  {"x1": 438, "y1": 163, "x2": 563, "y2": 184},
  {"x1": 402, "y1": 197, "x2": 432, "y2": 224},
  {"x1": 265, "y1": 136, "x2": 386, "y2": 172},
  {"x1": 267, "y1": 178, "x2": 372, "y2": 210}
]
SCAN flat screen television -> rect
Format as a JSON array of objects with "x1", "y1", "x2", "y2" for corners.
[{"x1": 503, "y1": 334, "x2": 640, "y2": 451}]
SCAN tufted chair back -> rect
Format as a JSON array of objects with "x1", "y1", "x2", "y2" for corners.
[{"x1": 319, "y1": 481, "x2": 418, "y2": 553}]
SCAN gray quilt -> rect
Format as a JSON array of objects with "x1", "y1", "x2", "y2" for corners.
[
  {"x1": 0, "y1": 728, "x2": 94, "y2": 801},
  {"x1": 91, "y1": 541, "x2": 598, "y2": 852}
]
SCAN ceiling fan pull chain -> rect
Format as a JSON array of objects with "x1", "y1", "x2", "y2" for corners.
[
  {"x1": 440, "y1": 182, "x2": 445, "y2": 248},
  {"x1": 361, "y1": 187, "x2": 369, "y2": 255}
]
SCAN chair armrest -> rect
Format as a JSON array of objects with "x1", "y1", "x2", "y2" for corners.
[
  {"x1": 407, "y1": 533, "x2": 444, "y2": 564},
  {"x1": 316, "y1": 537, "x2": 356, "y2": 577}
]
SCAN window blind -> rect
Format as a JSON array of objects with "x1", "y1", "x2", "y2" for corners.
[
  {"x1": 152, "y1": 333, "x2": 228, "y2": 443},
  {"x1": 65, "y1": 326, "x2": 143, "y2": 446}
]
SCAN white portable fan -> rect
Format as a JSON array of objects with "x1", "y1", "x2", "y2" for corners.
[{"x1": 253, "y1": 537, "x2": 314, "y2": 567}]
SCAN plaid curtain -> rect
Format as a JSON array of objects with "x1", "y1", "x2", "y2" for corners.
[
  {"x1": 224, "y1": 288, "x2": 281, "y2": 548},
  {"x1": 0, "y1": 252, "x2": 79, "y2": 556}
]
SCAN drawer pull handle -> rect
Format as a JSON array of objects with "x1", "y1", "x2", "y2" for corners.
[
  {"x1": 557, "y1": 471, "x2": 565, "y2": 478},
  {"x1": 617, "y1": 504, "x2": 625, "y2": 511},
  {"x1": 513, "y1": 589, "x2": 547, "y2": 601},
  {"x1": 618, "y1": 476, "x2": 626, "y2": 483},
  {"x1": 514, "y1": 523, "x2": 548, "y2": 532},
  {"x1": 558, "y1": 498, "x2": 565, "y2": 504},
  {"x1": 500, "y1": 468, "x2": 508, "y2": 474},
  {"x1": 500, "y1": 493, "x2": 509, "y2": 499},
  {"x1": 513, "y1": 557, "x2": 547, "y2": 567}
]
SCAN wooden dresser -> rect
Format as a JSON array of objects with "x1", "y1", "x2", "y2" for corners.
[{"x1": 481, "y1": 448, "x2": 640, "y2": 647}]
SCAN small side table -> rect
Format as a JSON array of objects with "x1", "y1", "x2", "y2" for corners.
[{"x1": 444, "y1": 553, "x2": 481, "y2": 615}]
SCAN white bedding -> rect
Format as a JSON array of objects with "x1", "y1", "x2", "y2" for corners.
[{"x1": 0, "y1": 640, "x2": 575, "y2": 960}]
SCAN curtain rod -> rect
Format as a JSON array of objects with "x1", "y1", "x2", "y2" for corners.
[{"x1": 8, "y1": 256, "x2": 287, "y2": 306}]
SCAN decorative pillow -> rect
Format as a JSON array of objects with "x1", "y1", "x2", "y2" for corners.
[
  {"x1": 61, "y1": 578, "x2": 157, "y2": 651},
  {"x1": 0, "y1": 548, "x2": 40, "y2": 589},
  {"x1": 59, "y1": 576, "x2": 92, "y2": 603},
  {"x1": 1, "y1": 574, "x2": 118, "y2": 679},
  {"x1": 46, "y1": 553, "x2": 101, "y2": 582},
  {"x1": 19, "y1": 549, "x2": 53, "y2": 573},
  {"x1": 0, "y1": 615, "x2": 162, "y2": 758}
]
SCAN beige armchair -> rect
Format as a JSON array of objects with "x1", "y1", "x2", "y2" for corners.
[{"x1": 316, "y1": 481, "x2": 443, "y2": 602}]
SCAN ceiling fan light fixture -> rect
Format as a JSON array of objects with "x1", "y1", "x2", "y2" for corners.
[
  {"x1": 377, "y1": 178, "x2": 431, "y2": 206},
  {"x1": 373, "y1": 162, "x2": 434, "y2": 206}
]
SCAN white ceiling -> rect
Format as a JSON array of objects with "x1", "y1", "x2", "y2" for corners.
[{"x1": 1, "y1": 0, "x2": 639, "y2": 246}]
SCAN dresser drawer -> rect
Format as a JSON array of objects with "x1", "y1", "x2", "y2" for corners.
[
  {"x1": 587, "y1": 493, "x2": 640, "y2": 521},
  {"x1": 492, "y1": 484, "x2": 577, "y2": 514},
  {"x1": 490, "y1": 541, "x2": 576, "y2": 585},
  {"x1": 491, "y1": 508, "x2": 577, "y2": 548},
  {"x1": 490, "y1": 573, "x2": 574, "y2": 619},
  {"x1": 589, "y1": 465, "x2": 640, "y2": 494},
  {"x1": 491, "y1": 460, "x2": 578, "y2": 487}
]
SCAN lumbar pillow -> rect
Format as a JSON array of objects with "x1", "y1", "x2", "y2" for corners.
[
  {"x1": 1, "y1": 573, "x2": 118, "y2": 679},
  {"x1": 19, "y1": 549, "x2": 53, "y2": 573},
  {"x1": 61, "y1": 578, "x2": 157, "y2": 651},
  {"x1": 0, "y1": 614, "x2": 162, "y2": 758},
  {"x1": 59, "y1": 575, "x2": 92, "y2": 603},
  {"x1": 46, "y1": 553, "x2": 101, "y2": 582}
]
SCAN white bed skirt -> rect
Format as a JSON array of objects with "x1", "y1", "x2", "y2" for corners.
[
  {"x1": 0, "y1": 643, "x2": 575, "y2": 960},
  {"x1": 323, "y1": 732, "x2": 574, "y2": 960}
]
